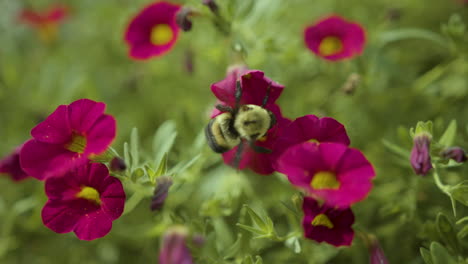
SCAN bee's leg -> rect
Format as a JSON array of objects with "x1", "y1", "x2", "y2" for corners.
[
  {"x1": 262, "y1": 82, "x2": 272, "y2": 107},
  {"x1": 235, "y1": 80, "x2": 242, "y2": 109},
  {"x1": 216, "y1": 104, "x2": 233, "y2": 113},
  {"x1": 248, "y1": 140, "x2": 272, "y2": 153},
  {"x1": 231, "y1": 141, "x2": 245, "y2": 169}
]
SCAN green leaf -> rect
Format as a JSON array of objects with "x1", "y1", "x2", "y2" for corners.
[
  {"x1": 378, "y1": 29, "x2": 449, "y2": 49},
  {"x1": 436, "y1": 213, "x2": 460, "y2": 254},
  {"x1": 236, "y1": 223, "x2": 265, "y2": 236},
  {"x1": 420, "y1": 247, "x2": 433, "y2": 264},
  {"x1": 223, "y1": 234, "x2": 242, "y2": 260},
  {"x1": 123, "y1": 142, "x2": 130, "y2": 172},
  {"x1": 243, "y1": 255, "x2": 255, "y2": 264},
  {"x1": 169, "y1": 154, "x2": 201, "y2": 175},
  {"x1": 458, "y1": 225, "x2": 468, "y2": 239},
  {"x1": 439, "y1": 120, "x2": 457, "y2": 147},
  {"x1": 285, "y1": 236, "x2": 301, "y2": 254},
  {"x1": 448, "y1": 181, "x2": 468, "y2": 206},
  {"x1": 122, "y1": 192, "x2": 145, "y2": 216},
  {"x1": 430, "y1": 242, "x2": 457, "y2": 264},
  {"x1": 150, "y1": 153, "x2": 168, "y2": 183},
  {"x1": 153, "y1": 120, "x2": 177, "y2": 167},
  {"x1": 130, "y1": 127, "x2": 139, "y2": 169},
  {"x1": 243, "y1": 204, "x2": 268, "y2": 231},
  {"x1": 382, "y1": 139, "x2": 410, "y2": 159}
]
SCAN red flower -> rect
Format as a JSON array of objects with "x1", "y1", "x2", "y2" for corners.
[
  {"x1": 0, "y1": 145, "x2": 29, "y2": 182},
  {"x1": 41, "y1": 162, "x2": 125, "y2": 240},
  {"x1": 21, "y1": 99, "x2": 116, "y2": 180},
  {"x1": 18, "y1": 5, "x2": 68, "y2": 42},
  {"x1": 302, "y1": 197, "x2": 354, "y2": 247},
  {"x1": 124, "y1": 1, "x2": 181, "y2": 60},
  {"x1": 304, "y1": 15, "x2": 365, "y2": 61}
]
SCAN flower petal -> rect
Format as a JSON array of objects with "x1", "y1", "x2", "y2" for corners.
[
  {"x1": 41, "y1": 200, "x2": 83, "y2": 233},
  {"x1": 85, "y1": 114, "x2": 116, "y2": 155},
  {"x1": 73, "y1": 210, "x2": 113, "y2": 240},
  {"x1": 20, "y1": 139, "x2": 87, "y2": 180},
  {"x1": 68, "y1": 99, "x2": 106, "y2": 134},
  {"x1": 31, "y1": 105, "x2": 71, "y2": 144}
]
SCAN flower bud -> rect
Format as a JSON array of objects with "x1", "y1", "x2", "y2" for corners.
[
  {"x1": 410, "y1": 134, "x2": 432, "y2": 176},
  {"x1": 110, "y1": 157, "x2": 127, "y2": 172},
  {"x1": 159, "y1": 227, "x2": 193, "y2": 264},
  {"x1": 441, "y1": 147, "x2": 467, "y2": 163},
  {"x1": 175, "y1": 7, "x2": 193, "y2": 32},
  {"x1": 202, "y1": 0, "x2": 219, "y2": 14},
  {"x1": 151, "y1": 176, "x2": 173, "y2": 211},
  {"x1": 367, "y1": 235, "x2": 389, "y2": 264}
]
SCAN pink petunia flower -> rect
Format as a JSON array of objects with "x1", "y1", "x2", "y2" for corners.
[
  {"x1": 18, "y1": 4, "x2": 68, "y2": 43},
  {"x1": 124, "y1": 1, "x2": 181, "y2": 60},
  {"x1": 304, "y1": 15, "x2": 366, "y2": 61},
  {"x1": 211, "y1": 70, "x2": 284, "y2": 117},
  {"x1": 210, "y1": 69, "x2": 290, "y2": 174},
  {"x1": 272, "y1": 114, "x2": 350, "y2": 171},
  {"x1": 159, "y1": 227, "x2": 194, "y2": 264},
  {"x1": 41, "y1": 162, "x2": 125, "y2": 240},
  {"x1": 276, "y1": 142, "x2": 375, "y2": 207},
  {"x1": 222, "y1": 105, "x2": 292, "y2": 175},
  {"x1": 302, "y1": 196, "x2": 354, "y2": 247},
  {"x1": 0, "y1": 145, "x2": 30, "y2": 182},
  {"x1": 20, "y1": 99, "x2": 116, "y2": 180}
]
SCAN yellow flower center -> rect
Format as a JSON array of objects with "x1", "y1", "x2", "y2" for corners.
[
  {"x1": 38, "y1": 23, "x2": 58, "y2": 44},
  {"x1": 76, "y1": 186, "x2": 102, "y2": 205},
  {"x1": 151, "y1": 24, "x2": 173, "y2": 46},
  {"x1": 309, "y1": 138, "x2": 319, "y2": 143},
  {"x1": 257, "y1": 135, "x2": 268, "y2": 142},
  {"x1": 318, "y1": 36, "x2": 343, "y2": 56},
  {"x1": 311, "y1": 213, "x2": 334, "y2": 229},
  {"x1": 65, "y1": 133, "x2": 87, "y2": 154},
  {"x1": 310, "y1": 171, "x2": 340, "y2": 189}
]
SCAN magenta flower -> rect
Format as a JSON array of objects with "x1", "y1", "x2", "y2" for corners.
[
  {"x1": 304, "y1": 15, "x2": 366, "y2": 61},
  {"x1": 159, "y1": 227, "x2": 194, "y2": 264},
  {"x1": 276, "y1": 142, "x2": 375, "y2": 207},
  {"x1": 124, "y1": 1, "x2": 181, "y2": 60},
  {"x1": 0, "y1": 145, "x2": 29, "y2": 182},
  {"x1": 210, "y1": 69, "x2": 290, "y2": 174},
  {"x1": 222, "y1": 105, "x2": 291, "y2": 175},
  {"x1": 410, "y1": 134, "x2": 432, "y2": 176},
  {"x1": 20, "y1": 99, "x2": 116, "y2": 180},
  {"x1": 272, "y1": 114, "x2": 350, "y2": 171},
  {"x1": 41, "y1": 162, "x2": 125, "y2": 240},
  {"x1": 302, "y1": 197, "x2": 354, "y2": 247},
  {"x1": 210, "y1": 70, "x2": 284, "y2": 118}
]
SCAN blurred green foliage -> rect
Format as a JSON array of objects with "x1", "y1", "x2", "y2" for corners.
[{"x1": 1, "y1": 0, "x2": 468, "y2": 263}]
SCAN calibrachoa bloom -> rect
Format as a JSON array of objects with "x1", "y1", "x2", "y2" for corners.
[
  {"x1": 20, "y1": 99, "x2": 116, "y2": 180},
  {"x1": 277, "y1": 142, "x2": 375, "y2": 207},
  {"x1": 41, "y1": 162, "x2": 125, "y2": 240},
  {"x1": 273, "y1": 114, "x2": 350, "y2": 170},
  {"x1": 0, "y1": 145, "x2": 29, "y2": 182},
  {"x1": 222, "y1": 106, "x2": 291, "y2": 175},
  {"x1": 18, "y1": 5, "x2": 68, "y2": 43},
  {"x1": 125, "y1": 1, "x2": 181, "y2": 60},
  {"x1": 302, "y1": 197, "x2": 354, "y2": 247},
  {"x1": 211, "y1": 69, "x2": 290, "y2": 174},
  {"x1": 304, "y1": 15, "x2": 366, "y2": 61},
  {"x1": 211, "y1": 70, "x2": 284, "y2": 117},
  {"x1": 159, "y1": 227, "x2": 194, "y2": 264},
  {"x1": 410, "y1": 134, "x2": 432, "y2": 176}
]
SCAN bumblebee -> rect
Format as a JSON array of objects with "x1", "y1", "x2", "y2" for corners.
[{"x1": 205, "y1": 80, "x2": 276, "y2": 166}]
